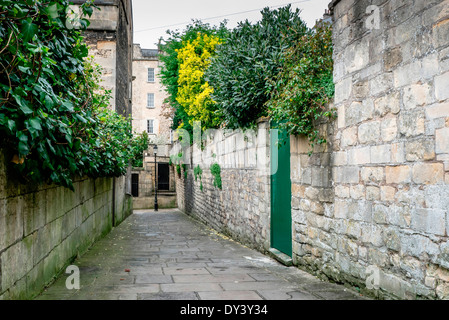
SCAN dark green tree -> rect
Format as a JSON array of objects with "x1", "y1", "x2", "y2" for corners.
[{"x1": 205, "y1": 5, "x2": 309, "y2": 129}]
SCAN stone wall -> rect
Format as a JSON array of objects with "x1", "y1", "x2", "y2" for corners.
[
  {"x1": 173, "y1": 120, "x2": 271, "y2": 252},
  {"x1": 0, "y1": 152, "x2": 132, "y2": 300},
  {"x1": 72, "y1": 0, "x2": 133, "y2": 118},
  {"x1": 291, "y1": 0, "x2": 449, "y2": 299}
]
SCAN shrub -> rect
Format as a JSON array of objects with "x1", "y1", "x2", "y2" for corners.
[
  {"x1": 0, "y1": 0, "x2": 143, "y2": 189},
  {"x1": 210, "y1": 163, "x2": 222, "y2": 190},
  {"x1": 205, "y1": 5, "x2": 308, "y2": 129},
  {"x1": 266, "y1": 21, "x2": 335, "y2": 148}
]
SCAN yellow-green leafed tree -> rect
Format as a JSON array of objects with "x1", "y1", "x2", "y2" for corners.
[{"x1": 176, "y1": 33, "x2": 221, "y2": 130}]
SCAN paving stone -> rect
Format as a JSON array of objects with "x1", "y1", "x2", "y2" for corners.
[
  {"x1": 198, "y1": 291, "x2": 263, "y2": 300},
  {"x1": 257, "y1": 290, "x2": 319, "y2": 300},
  {"x1": 34, "y1": 209, "x2": 370, "y2": 300}
]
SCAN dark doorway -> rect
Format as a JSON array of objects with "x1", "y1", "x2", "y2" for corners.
[
  {"x1": 131, "y1": 173, "x2": 139, "y2": 197},
  {"x1": 158, "y1": 163, "x2": 170, "y2": 191}
]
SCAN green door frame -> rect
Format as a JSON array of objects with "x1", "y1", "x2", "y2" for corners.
[{"x1": 270, "y1": 124, "x2": 292, "y2": 257}]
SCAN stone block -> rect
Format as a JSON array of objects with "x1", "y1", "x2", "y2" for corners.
[
  {"x1": 381, "y1": 186, "x2": 396, "y2": 201},
  {"x1": 411, "y1": 208, "x2": 446, "y2": 236},
  {"x1": 433, "y1": 18, "x2": 449, "y2": 49},
  {"x1": 361, "y1": 167, "x2": 384, "y2": 183},
  {"x1": 405, "y1": 139, "x2": 435, "y2": 161},
  {"x1": 370, "y1": 73, "x2": 394, "y2": 96},
  {"x1": 394, "y1": 60, "x2": 422, "y2": 88},
  {"x1": 384, "y1": 46, "x2": 403, "y2": 71},
  {"x1": 403, "y1": 83, "x2": 432, "y2": 109},
  {"x1": 435, "y1": 71, "x2": 449, "y2": 101},
  {"x1": 422, "y1": 0, "x2": 449, "y2": 27},
  {"x1": 412, "y1": 162, "x2": 444, "y2": 184},
  {"x1": 311, "y1": 167, "x2": 330, "y2": 188},
  {"x1": 400, "y1": 233, "x2": 440, "y2": 261},
  {"x1": 345, "y1": 100, "x2": 374, "y2": 126},
  {"x1": 436, "y1": 127, "x2": 449, "y2": 155},
  {"x1": 348, "y1": 147, "x2": 371, "y2": 165},
  {"x1": 399, "y1": 109, "x2": 426, "y2": 137},
  {"x1": 374, "y1": 91, "x2": 400, "y2": 117},
  {"x1": 391, "y1": 142, "x2": 406, "y2": 163},
  {"x1": 349, "y1": 185, "x2": 365, "y2": 200},
  {"x1": 334, "y1": 166, "x2": 360, "y2": 184},
  {"x1": 344, "y1": 38, "x2": 370, "y2": 74},
  {"x1": 426, "y1": 102, "x2": 449, "y2": 119},
  {"x1": 358, "y1": 121, "x2": 381, "y2": 144},
  {"x1": 381, "y1": 117, "x2": 398, "y2": 142},
  {"x1": 335, "y1": 185, "x2": 350, "y2": 198},
  {"x1": 335, "y1": 76, "x2": 353, "y2": 104},
  {"x1": 353, "y1": 80, "x2": 369, "y2": 99},
  {"x1": 370, "y1": 144, "x2": 392, "y2": 164},
  {"x1": 341, "y1": 126, "x2": 358, "y2": 147},
  {"x1": 333, "y1": 151, "x2": 348, "y2": 167},
  {"x1": 422, "y1": 53, "x2": 440, "y2": 79},
  {"x1": 386, "y1": 165, "x2": 412, "y2": 184}
]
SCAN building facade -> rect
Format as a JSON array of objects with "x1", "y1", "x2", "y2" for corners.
[
  {"x1": 71, "y1": 0, "x2": 133, "y2": 117},
  {"x1": 131, "y1": 44, "x2": 176, "y2": 209},
  {"x1": 132, "y1": 44, "x2": 173, "y2": 142}
]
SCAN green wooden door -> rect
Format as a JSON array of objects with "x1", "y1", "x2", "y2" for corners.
[{"x1": 270, "y1": 125, "x2": 292, "y2": 257}]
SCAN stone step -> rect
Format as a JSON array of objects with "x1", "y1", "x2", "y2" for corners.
[{"x1": 268, "y1": 248, "x2": 293, "y2": 267}]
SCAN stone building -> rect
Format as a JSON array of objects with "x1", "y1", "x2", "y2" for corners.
[
  {"x1": 132, "y1": 44, "x2": 173, "y2": 142},
  {"x1": 131, "y1": 44, "x2": 176, "y2": 209},
  {"x1": 172, "y1": 0, "x2": 449, "y2": 300},
  {"x1": 71, "y1": 0, "x2": 133, "y2": 117}
]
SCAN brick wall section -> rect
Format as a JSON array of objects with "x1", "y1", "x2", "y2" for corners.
[
  {"x1": 293, "y1": 0, "x2": 449, "y2": 299},
  {"x1": 173, "y1": 120, "x2": 271, "y2": 252},
  {"x1": 0, "y1": 152, "x2": 132, "y2": 300}
]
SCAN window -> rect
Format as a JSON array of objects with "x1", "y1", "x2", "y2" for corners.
[
  {"x1": 147, "y1": 93, "x2": 154, "y2": 108},
  {"x1": 147, "y1": 119, "x2": 155, "y2": 134},
  {"x1": 148, "y1": 68, "x2": 155, "y2": 82}
]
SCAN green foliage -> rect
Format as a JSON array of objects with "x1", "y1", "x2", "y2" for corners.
[
  {"x1": 182, "y1": 163, "x2": 188, "y2": 179},
  {"x1": 159, "y1": 20, "x2": 229, "y2": 136},
  {"x1": 205, "y1": 5, "x2": 309, "y2": 129},
  {"x1": 210, "y1": 163, "x2": 222, "y2": 190},
  {"x1": 0, "y1": 0, "x2": 142, "y2": 190},
  {"x1": 266, "y1": 21, "x2": 335, "y2": 148},
  {"x1": 194, "y1": 165, "x2": 203, "y2": 191},
  {"x1": 131, "y1": 131, "x2": 149, "y2": 168},
  {"x1": 194, "y1": 164, "x2": 202, "y2": 181}
]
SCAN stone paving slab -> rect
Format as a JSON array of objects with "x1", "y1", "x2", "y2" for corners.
[{"x1": 35, "y1": 209, "x2": 370, "y2": 300}]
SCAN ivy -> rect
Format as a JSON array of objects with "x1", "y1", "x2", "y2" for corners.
[
  {"x1": 0, "y1": 0, "x2": 144, "y2": 190},
  {"x1": 194, "y1": 164, "x2": 203, "y2": 191},
  {"x1": 266, "y1": 21, "x2": 335, "y2": 149},
  {"x1": 205, "y1": 5, "x2": 308, "y2": 129},
  {"x1": 210, "y1": 163, "x2": 222, "y2": 190}
]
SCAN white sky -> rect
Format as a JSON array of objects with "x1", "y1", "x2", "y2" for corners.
[{"x1": 132, "y1": 0, "x2": 331, "y2": 49}]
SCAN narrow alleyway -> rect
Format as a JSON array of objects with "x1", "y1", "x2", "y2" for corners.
[{"x1": 36, "y1": 209, "x2": 367, "y2": 300}]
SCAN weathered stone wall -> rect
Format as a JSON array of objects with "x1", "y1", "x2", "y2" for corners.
[
  {"x1": 292, "y1": 0, "x2": 449, "y2": 299},
  {"x1": 0, "y1": 152, "x2": 132, "y2": 300},
  {"x1": 173, "y1": 120, "x2": 271, "y2": 252}
]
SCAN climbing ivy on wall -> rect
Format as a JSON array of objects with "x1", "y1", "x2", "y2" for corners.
[
  {"x1": 210, "y1": 163, "x2": 222, "y2": 190},
  {"x1": 266, "y1": 20, "x2": 335, "y2": 148},
  {"x1": 0, "y1": 0, "x2": 146, "y2": 190}
]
